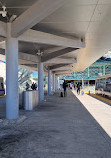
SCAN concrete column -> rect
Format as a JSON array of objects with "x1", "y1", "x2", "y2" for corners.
[
  {"x1": 48, "y1": 69, "x2": 51, "y2": 95},
  {"x1": 38, "y1": 62, "x2": 44, "y2": 101},
  {"x1": 52, "y1": 73, "x2": 55, "y2": 92},
  {"x1": 55, "y1": 75, "x2": 58, "y2": 91},
  {"x1": 6, "y1": 23, "x2": 19, "y2": 119},
  {"x1": 82, "y1": 72, "x2": 84, "y2": 89},
  {"x1": 57, "y1": 76, "x2": 60, "y2": 89}
]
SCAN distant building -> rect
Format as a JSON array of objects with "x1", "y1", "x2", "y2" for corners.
[{"x1": 60, "y1": 58, "x2": 111, "y2": 85}]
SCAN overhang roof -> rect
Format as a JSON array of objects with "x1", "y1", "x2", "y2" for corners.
[{"x1": 0, "y1": 0, "x2": 111, "y2": 75}]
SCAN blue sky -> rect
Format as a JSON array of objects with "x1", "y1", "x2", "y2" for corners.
[
  {"x1": 32, "y1": 72, "x2": 38, "y2": 77},
  {"x1": 0, "y1": 59, "x2": 38, "y2": 77}
]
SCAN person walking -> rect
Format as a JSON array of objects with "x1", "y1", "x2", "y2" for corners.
[
  {"x1": 63, "y1": 80, "x2": 67, "y2": 97},
  {"x1": 77, "y1": 83, "x2": 80, "y2": 95},
  {"x1": 74, "y1": 82, "x2": 76, "y2": 90}
]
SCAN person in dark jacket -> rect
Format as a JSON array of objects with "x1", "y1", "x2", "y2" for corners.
[
  {"x1": 34, "y1": 83, "x2": 37, "y2": 90},
  {"x1": 63, "y1": 80, "x2": 67, "y2": 97},
  {"x1": 26, "y1": 82, "x2": 30, "y2": 91},
  {"x1": 31, "y1": 82, "x2": 35, "y2": 90},
  {"x1": 77, "y1": 83, "x2": 80, "y2": 95}
]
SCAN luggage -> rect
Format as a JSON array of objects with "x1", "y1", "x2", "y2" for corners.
[{"x1": 60, "y1": 92, "x2": 63, "y2": 97}]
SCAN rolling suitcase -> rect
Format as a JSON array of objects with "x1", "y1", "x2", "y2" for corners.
[{"x1": 60, "y1": 92, "x2": 63, "y2": 97}]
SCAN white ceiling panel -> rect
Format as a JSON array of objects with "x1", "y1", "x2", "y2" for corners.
[
  {"x1": 87, "y1": 21, "x2": 100, "y2": 33},
  {"x1": 1, "y1": 0, "x2": 111, "y2": 72},
  {"x1": 41, "y1": 5, "x2": 96, "y2": 23},
  {"x1": 98, "y1": 0, "x2": 111, "y2": 4},
  {"x1": 63, "y1": 0, "x2": 98, "y2": 6},
  {"x1": 91, "y1": 4, "x2": 111, "y2": 22},
  {"x1": 39, "y1": 21, "x2": 89, "y2": 36},
  {"x1": 61, "y1": 50, "x2": 79, "y2": 58}
]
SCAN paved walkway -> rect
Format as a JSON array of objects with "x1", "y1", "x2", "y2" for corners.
[
  {"x1": 73, "y1": 90, "x2": 111, "y2": 138},
  {"x1": 0, "y1": 90, "x2": 111, "y2": 158}
]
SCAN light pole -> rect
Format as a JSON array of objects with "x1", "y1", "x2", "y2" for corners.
[{"x1": 82, "y1": 72, "x2": 84, "y2": 89}]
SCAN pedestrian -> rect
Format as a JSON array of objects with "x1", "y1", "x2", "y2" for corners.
[
  {"x1": 77, "y1": 83, "x2": 80, "y2": 95},
  {"x1": 74, "y1": 83, "x2": 76, "y2": 89},
  {"x1": 63, "y1": 80, "x2": 67, "y2": 97},
  {"x1": 35, "y1": 83, "x2": 37, "y2": 90},
  {"x1": 31, "y1": 82, "x2": 35, "y2": 90},
  {"x1": 26, "y1": 82, "x2": 30, "y2": 91}
]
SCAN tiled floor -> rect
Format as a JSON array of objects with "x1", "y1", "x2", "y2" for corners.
[{"x1": 0, "y1": 90, "x2": 111, "y2": 158}]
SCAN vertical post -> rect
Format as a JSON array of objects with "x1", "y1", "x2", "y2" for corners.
[
  {"x1": 103, "y1": 65, "x2": 105, "y2": 75},
  {"x1": 88, "y1": 67, "x2": 89, "y2": 78},
  {"x1": 82, "y1": 72, "x2": 84, "y2": 89},
  {"x1": 48, "y1": 69, "x2": 51, "y2": 95},
  {"x1": 55, "y1": 75, "x2": 58, "y2": 91},
  {"x1": 6, "y1": 23, "x2": 19, "y2": 119},
  {"x1": 38, "y1": 62, "x2": 44, "y2": 101},
  {"x1": 88, "y1": 67, "x2": 90, "y2": 89},
  {"x1": 57, "y1": 76, "x2": 60, "y2": 90},
  {"x1": 55, "y1": 75, "x2": 57, "y2": 91},
  {"x1": 52, "y1": 73, "x2": 55, "y2": 92},
  {"x1": 73, "y1": 72, "x2": 75, "y2": 77}
]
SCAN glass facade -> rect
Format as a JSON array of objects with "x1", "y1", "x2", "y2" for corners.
[{"x1": 60, "y1": 59, "x2": 111, "y2": 81}]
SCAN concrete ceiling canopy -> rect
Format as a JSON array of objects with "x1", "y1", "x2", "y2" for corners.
[{"x1": 0, "y1": 0, "x2": 110, "y2": 75}]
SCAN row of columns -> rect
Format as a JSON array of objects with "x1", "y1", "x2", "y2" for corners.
[
  {"x1": 48, "y1": 70, "x2": 59, "y2": 94},
  {"x1": 48, "y1": 70, "x2": 52, "y2": 95},
  {"x1": 5, "y1": 23, "x2": 59, "y2": 119}
]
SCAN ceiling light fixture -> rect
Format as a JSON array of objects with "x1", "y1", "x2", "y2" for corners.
[
  {"x1": 0, "y1": 6, "x2": 7, "y2": 17},
  {"x1": 36, "y1": 50, "x2": 43, "y2": 56}
]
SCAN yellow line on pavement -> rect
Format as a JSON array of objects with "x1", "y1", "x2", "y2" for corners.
[
  {"x1": 83, "y1": 90, "x2": 88, "y2": 94},
  {"x1": 90, "y1": 94, "x2": 111, "y2": 104}
]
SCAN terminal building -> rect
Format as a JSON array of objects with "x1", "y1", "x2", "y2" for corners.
[
  {"x1": 0, "y1": 1, "x2": 111, "y2": 157},
  {"x1": 60, "y1": 57, "x2": 111, "y2": 85}
]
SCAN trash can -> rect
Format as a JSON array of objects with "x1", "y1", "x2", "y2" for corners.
[{"x1": 23, "y1": 90, "x2": 38, "y2": 110}]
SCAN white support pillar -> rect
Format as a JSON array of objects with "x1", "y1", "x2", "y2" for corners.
[
  {"x1": 6, "y1": 23, "x2": 19, "y2": 119},
  {"x1": 103, "y1": 65, "x2": 105, "y2": 76},
  {"x1": 52, "y1": 73, "x2": 55, "y2": 92},
  {"x1": 48, "y1": 69, "x2": 51, "y2": 95},
  {"x1": 88, "y1": 68, "x2": 89, "y2": 89},
  {"x1": 55, "y1": 75, "x2": 58, "y2": 91},
  {"x1": 57, "y1": 76, "x2": 60, "y2": 90},
  {"x1": 38, "y1": 62, "x2": 44, "y2": 102},
  {"x1": 82, "y1": 72, "x2": 84, "y2": 89}
]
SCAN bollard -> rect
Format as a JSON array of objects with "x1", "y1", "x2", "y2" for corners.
[
  {"x1": 88, "y1": 90, "x2": 90, "y2": 95},
  {"x1": 81, "y1": 91, "x2": 84, "y2": 95}
]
